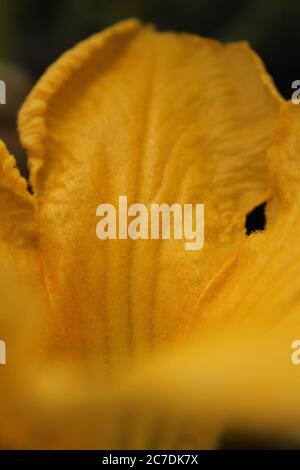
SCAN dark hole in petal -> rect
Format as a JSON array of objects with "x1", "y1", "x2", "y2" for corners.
[
  {"x1": 245, "y1": 202, "x2": 266, "y2": 236},
  {"x1": 27, "y1": 182, "x2": 34, "y2": 195}
]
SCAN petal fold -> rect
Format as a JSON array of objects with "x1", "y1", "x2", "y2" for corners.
[{"x1": 0, "y1": 140, "x2": 36, "y2": 249}]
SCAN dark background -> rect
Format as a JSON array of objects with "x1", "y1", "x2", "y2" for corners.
[
  {"x1": 0, "y1": 0, "x2": 298, "y2": 97},
  {"x1": 1, "y1": 0, "x2": 298, "y2": 174},
  {"x1": 0, "y1": 0, "x2": 298, "y2": 173}
]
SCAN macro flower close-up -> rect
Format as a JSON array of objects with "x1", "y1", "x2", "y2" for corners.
[{"x1": 2, "y1": 9, "x2": 300, "y2": 454}]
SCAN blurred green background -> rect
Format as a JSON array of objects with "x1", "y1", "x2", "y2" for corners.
[
  {"x1": 0, "y1": 0, "x2": 298, "y2": 172},
  {"x1": 0, "y1": 0, "x2": 298, "y2": 96}
]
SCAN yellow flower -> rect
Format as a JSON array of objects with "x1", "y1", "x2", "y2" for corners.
[{"x1": 0, "y1": 18, "x2": 300, "y2": 449}]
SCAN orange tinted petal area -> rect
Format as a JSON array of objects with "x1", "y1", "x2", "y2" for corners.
[
  {"x1": 0, "y1": 140, "x2": 35, "y2": 249},
  {"x1": 0, "y1": 140, "x2": 47, "y2": 447}
]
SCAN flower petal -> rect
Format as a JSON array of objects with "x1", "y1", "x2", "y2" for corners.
[
  {"x1": 0, "y1": 141, "x2": 49, "y2": 448},
  {"x1": 123, "y1": 103, "x2": 300, "y2": 442},
  {"x1": 19, "y1": 20, "x2": 281, "y2": 368},
  {"x1": 0, "y1": 139, "x2": 36, "y2": 250}
]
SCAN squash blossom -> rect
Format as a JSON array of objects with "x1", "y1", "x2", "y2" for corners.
[{"x1": 1, "y1": 18, "x2": 300, "y2": 449}]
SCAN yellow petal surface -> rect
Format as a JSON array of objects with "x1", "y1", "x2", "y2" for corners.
[
  {"x1": 0, "y1": 140, "x2": 49, "y2": 447},
  {"x1": 19, "y1": 19, "x2": 281, "y2": 373},
  {"x1": 0, "y1": 139, "x2": 36, "y2": 251},
  {"x1": 119, "y1": 103, "x2": 300, "y2": 443}
]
